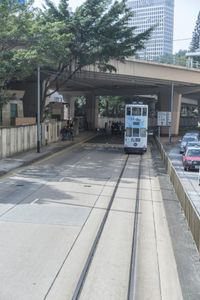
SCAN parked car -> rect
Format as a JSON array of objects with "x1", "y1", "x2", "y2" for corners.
[
  {"x1": 184, "y1": 130, "x2": 200, "y2": 138},
  {"x1": 179, "y1": 135, "x2": 199, "y2": 154},
  {"x1": 182, "y1": 146, "x2": 200, "y2": 171}
]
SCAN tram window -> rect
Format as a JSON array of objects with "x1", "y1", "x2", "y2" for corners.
[
  {"x1": 140, "y1": 128, "x2": 146, "y2": 137},
  {"x1": 133, "y1": 128, "x2": 139, "y2": 137},
  {"x1": 132, "y1": 107, "x2": 141, "y2": 116},
  {"x1": 142, "y1": 108, "x2": 147, "y2": 116},
  {"x1": 126, "y1": 128, "x2": 132, "y2": 137},
  {"x1": 127, "y1": 107, "x2": 131, "y2": 115}
]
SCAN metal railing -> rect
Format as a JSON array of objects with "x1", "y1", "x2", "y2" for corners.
[{"x1": 136, "y1": 55, "x2": 200, "y2": 69}]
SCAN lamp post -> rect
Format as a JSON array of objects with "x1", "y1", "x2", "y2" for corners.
[
  {"x1": 169, "y1": 82, "x2": 174, "y2": 144},
  {"x1": 37, "y1": 65, "x2": 41, "y2": 153}
]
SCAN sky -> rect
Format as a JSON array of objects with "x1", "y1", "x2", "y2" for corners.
[
  {"x1": 68, "y1": 0, "x2": 200, "y2": 53},
  {"x1": 173, "y1": 0, "x2": 200, "y2": 53},
  {"x1": 36, "y1": 0, "x2": 200, "y2": 53}
]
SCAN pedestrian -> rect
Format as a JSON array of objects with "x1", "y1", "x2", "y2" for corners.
[
  {"x1": 60, "y1": 125, "x2": 68, "y2": 141},
  {"x1": 60, "y1": 126, "x2": 65, "y2": 141},
  {"x1": 69, "y1": 122, "x2": 74, "y2": 141}
]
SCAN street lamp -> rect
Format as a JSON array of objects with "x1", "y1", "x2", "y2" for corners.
[{"x1": 169, "y1": 82, "x2": 174, "y2": 144}]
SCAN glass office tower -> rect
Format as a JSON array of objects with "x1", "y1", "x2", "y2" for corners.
[{"x1": 127, "y1": 0, "x2": 174, "y2": 60}]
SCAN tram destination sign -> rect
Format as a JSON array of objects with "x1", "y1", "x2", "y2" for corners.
[{"x1": 157, "y1": 111, "x2": 171, "y2": 126}]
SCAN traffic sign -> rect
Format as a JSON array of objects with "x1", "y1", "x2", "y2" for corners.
[{"x1": 157, "y1": 111, "x2": 171, "y2": 126}]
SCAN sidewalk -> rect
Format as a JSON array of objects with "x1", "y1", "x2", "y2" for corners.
[
  {"x1": 157, "y1": 135, "x2": 180, "y2": 152},
  {"x1": 0, "y1": 131, "x2": 96, "y2": 177}
]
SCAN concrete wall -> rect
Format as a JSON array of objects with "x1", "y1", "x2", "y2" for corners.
[
  {"x1": 0, "y1": 120, "x2": 63, "y2": 159},
  {"x1": 98, "y1": 117, "x2": 124, "y2": 129},
  {"x1": 14, "y1": 118, "x2": 36, "y2": 126},
  {"x1": 2, "y1": 99, "x2": 24, "y2": 126},
  {"x1": 2, "y1": 90, "x2": 25, "y2": 126},
  {"x1": 155, "y1": 137, "x2": 200, "y2": 252}
]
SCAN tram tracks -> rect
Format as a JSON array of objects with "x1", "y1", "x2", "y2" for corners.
[
  {"x1": 0, "y1": 141, "x2": 145, "y2": 299},
  {"x1": 127, "y1": 154, "x2": 142, "y2": 300},
  {"x1": 71, "y1": 154, "x2": 143, "y2": 300},
  {"x1": 0, "y1": 137, "x2": 187, "y2": 300}
]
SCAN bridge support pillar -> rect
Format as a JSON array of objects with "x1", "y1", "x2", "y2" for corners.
[
  {"x1": 171, "y1": 92, "x2": 182, "y2": 135},
  {"x1": 61, "y1": 93, "x2": 76, "y2": 120},
  {"x1": 85, "y1": 94, "x2": 99, "y2": 130},
  {"x1": 159, "y1": 87, "x2": 181, "y2": 136}
]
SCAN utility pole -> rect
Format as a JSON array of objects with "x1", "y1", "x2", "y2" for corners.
[
  {"x1": 169, "y1": 82, "x2": 174, "y2": 144},
  {"x1": 37, "y1": 65, "x2": 41, "y2": 153}
]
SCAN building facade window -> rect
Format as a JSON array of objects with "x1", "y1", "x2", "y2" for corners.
[{"x1": 127, "y1": 0, "x2": 174, "y2": 60}]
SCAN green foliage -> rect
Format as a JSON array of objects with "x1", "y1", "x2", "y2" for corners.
[
  {"x1": 157, "y1": 50, "x2": 187, "y2": 67},
  {"x1": 0, "y1": 0, "x2": 38, "y2": 105},
  {"x1": 190, "y1": 12, "x2": 200, "y2": 51},
  {"x1": 74, "y1": 96, "x2": 86, "y2": 116},
  {"x1": 99, "y1": 96, "x2": 125, "y2": 117},
  {"x1": 0, "y1": 0, "x2": 153, "y2": 115},
  {"x1": 190, "y1": 12, "x2": 200, "y2": 65},
  {"x1": 68, "y1": 0, "x2": 151, "y2": 69},
  {"x1": 38, "y1": 0, "x2": 153, "y2": 118},
  {"x1": 41, "y1": 0, "x2": 153, "y2": 82},
  {"x1": 174, "y1": 50, "x2": 187, "y2": 66}
]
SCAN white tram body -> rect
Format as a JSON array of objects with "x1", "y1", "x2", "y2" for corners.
[{"x1": 124, "y1": 103, "x2": 148, "y2": 153}]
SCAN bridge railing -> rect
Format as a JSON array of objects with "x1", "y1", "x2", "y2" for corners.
[{"x1": 135, "y1": 56, "x2": 200, "y2": 69}]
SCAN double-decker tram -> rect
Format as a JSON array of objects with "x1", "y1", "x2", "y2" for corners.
[{"x1": 124, "y1": 103, "x2": 148, "y2": 154}]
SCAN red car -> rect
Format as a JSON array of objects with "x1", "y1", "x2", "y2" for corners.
[{"x1": 182, "y1": 146, "x2": 200, "y2": 171}]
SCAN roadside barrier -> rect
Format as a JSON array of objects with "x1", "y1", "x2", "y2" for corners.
[
  {"x1": 0, "y1": 120, "x2": 63, "y2": 159},
  {"x1": 155, "y1": 136, "x2": 200, "y2": 252}
]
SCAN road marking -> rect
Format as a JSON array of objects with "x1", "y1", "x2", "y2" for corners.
[{"x1": 31, "y1": 198, "x2": 39, "y2": 205}]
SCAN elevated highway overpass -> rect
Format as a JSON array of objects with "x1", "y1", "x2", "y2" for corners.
[
  {"x1": 19, "y1": 58, "x2": 200, "y2": 135},
  {"x1": 58, "y1": 58, "x2": 200, "y2": 135},
  {"x1": 63, "y1": 58, "x2": 200, "y2": 97}
]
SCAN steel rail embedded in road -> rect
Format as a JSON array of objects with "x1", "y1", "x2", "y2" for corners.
[
  {"x1": 71, "y1": 153, "x2": 143, "y2": 300},
  {"x1": 71, "y1": 154, "x2": 129, "y2": 300},
  {"x1": 127, "y1": 155, "x2": 142, "y2": 300}
]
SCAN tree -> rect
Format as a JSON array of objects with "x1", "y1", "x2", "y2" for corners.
[
  {"x1": 37, "y1": 0, "x2": 153, "y2": 119},
  {"x1": 174, "y1": 50, "x2": 187, "y2": 66},
  {"x1": 99, "y1": 96, "x2": 125, "y2": 117},
  {"x1": 157, "y1": 50, "x2": 187, "y2": 67},
  {"x1": 0, "y1": 0, "x2": 153, "y2": 119},
  {"x1": 190, "y1": 12, "x2": 200, "y2": 51},
  {"x1": 0, "y1": 0, "x2": 39, "y2": 106},
  {"x1": 189, "y1": 11, "x2": 200, "y2": 66}
]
